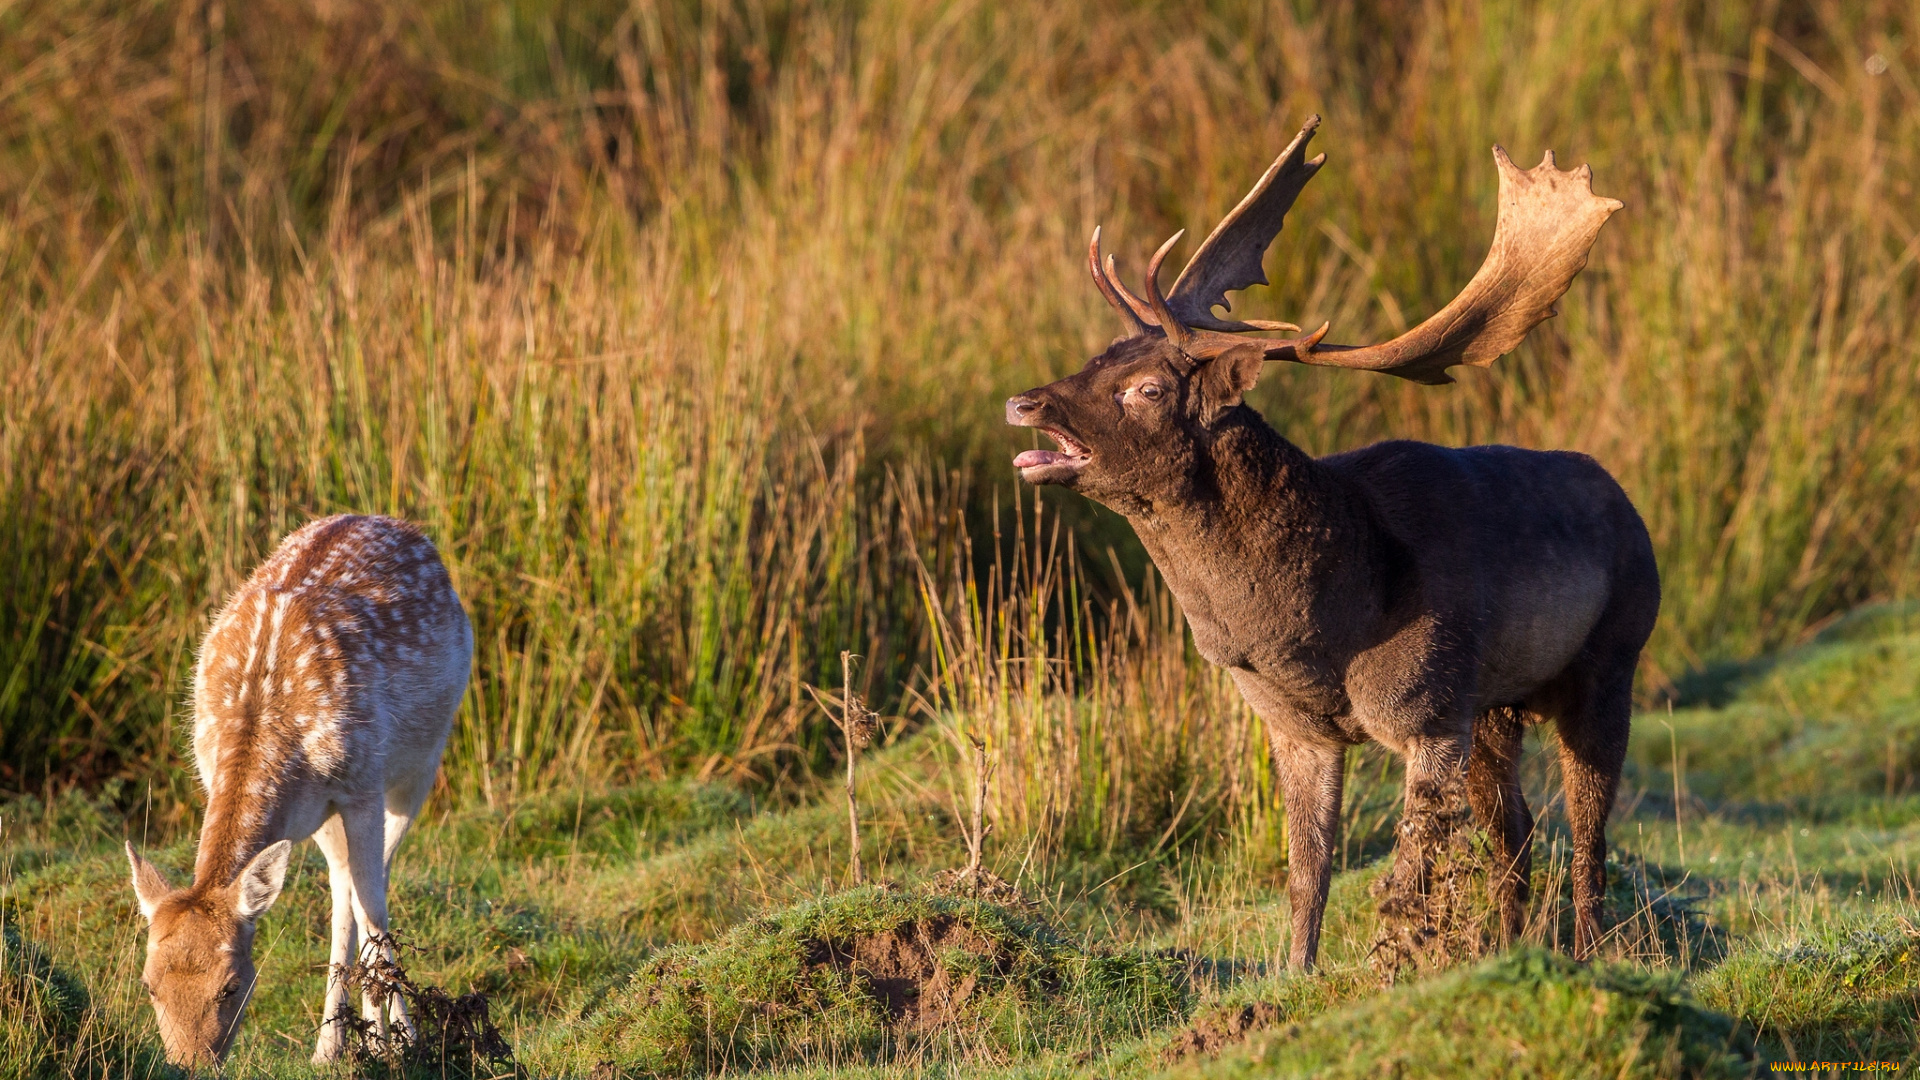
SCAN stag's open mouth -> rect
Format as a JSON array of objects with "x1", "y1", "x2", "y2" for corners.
[{"x1": 1013, "y1": 428, "x2": 1091, "y2": 481}]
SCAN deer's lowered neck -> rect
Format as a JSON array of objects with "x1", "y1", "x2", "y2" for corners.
[{"x1": 190, "y1": 758, "x2": 297, "y2": 892}]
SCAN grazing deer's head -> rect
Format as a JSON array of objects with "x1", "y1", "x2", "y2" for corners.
[
  {"x1": 127, "y1": 839, "x2": 292, "y2": 1067},
  {"x1": 1007, "y1": 116, "x2": 1622, "y2": 507}
]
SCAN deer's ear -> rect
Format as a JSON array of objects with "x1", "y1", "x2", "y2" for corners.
[
  {"x1": 1192, "y1": 341, "x2": 1267, "y2": 424},
  {"x1": 231, "y1": 840, "x2": 292, "y2": 922},
  {"x1": 126, "y1": 842, "x2": 174, "y2": 921}
]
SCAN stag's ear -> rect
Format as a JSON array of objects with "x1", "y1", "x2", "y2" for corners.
[
  {"x1": 126, "y1": 841, "x2": 174, "y2": 921},
  {"x1": 1191, "y1": 341, "x2": 1267, "y2": 425},
  {"x1": 231, "y1": 840, "x2": 293, "y2": 922}
]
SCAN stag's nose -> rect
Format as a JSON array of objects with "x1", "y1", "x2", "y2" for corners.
[{"x1": 1006, "y1": 395, "x2": 1042, "y2": 426}]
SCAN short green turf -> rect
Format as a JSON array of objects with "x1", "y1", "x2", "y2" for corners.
[{"x1": 7, "y1": 625, "x2": 1920, "y2": 1078}]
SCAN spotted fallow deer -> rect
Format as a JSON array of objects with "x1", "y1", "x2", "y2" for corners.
[
  {"x1": 1006, "y1": 117, "x2": 1659, "y2": 970},
  {"x1": 125, "y1": 514, "x2": 472, "y2": 1067}
]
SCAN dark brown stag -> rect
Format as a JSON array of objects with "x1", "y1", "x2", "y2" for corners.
[{"x1": 1007, "y1": 117, "x2": 1657, "y2": 970}]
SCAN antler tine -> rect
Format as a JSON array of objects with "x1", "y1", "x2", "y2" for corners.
[
  {"x1": 1089, "y1": 227, "x2": 1150, "y2": 337},
  {"x1": 1143, "y1": 231, "x2": 1190, "y2": 349},
  {"x1": 1226, "y1": 317, "x2": 1304, "y2": 333},
  {"x1": 1276, "y1": 146, "x2": 1622, "y2": 384},
  {"x1": 1256, "y1": 321, "x2": 1331, "y2": 362},
  {"x1": 1105, "y1": 253, "x2": 1159, "y2": 329}
]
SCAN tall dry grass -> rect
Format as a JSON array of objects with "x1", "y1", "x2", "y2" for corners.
[
  {"x1": 4, "y1": 0, "x2": 1919, "y2": 853},
  {"x1": 909, "y1": 481, "x2": 1274, "y2": 863}
]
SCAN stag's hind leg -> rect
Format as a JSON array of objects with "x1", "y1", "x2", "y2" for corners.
[
  {"x1": 1467, "y1": 707, "x2": 1534, "y2": 945},
  {"x1": 1552, "y1": 669, "x2": 1633, "y2": 960}
]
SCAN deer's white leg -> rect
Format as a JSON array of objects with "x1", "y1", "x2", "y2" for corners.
[
  {"x1": 374, "y1": 771, "x2": 433, "y2": 1038},
  {"x1": 340, "y1": 803, "x2": 394, "y2": 1039},
  {"x1": 312, "y1": 816, "x2": 357, "y2": 1064}
]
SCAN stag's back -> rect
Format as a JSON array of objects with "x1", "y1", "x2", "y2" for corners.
[
  {"x1": 1326, "y1": 440, "x2": 1658, "y2": 707},
  {"x1": 192, "y1": 516, "x2": 470, "y2": 839}
]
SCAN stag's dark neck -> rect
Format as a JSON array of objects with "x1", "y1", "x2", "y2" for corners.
[
  {"x1": 1122, "y1": 405, "x2": 1388, "y2": 674},
  {"x1": 1131, "y1": 406, "x2": 1365, "y2": 545}
]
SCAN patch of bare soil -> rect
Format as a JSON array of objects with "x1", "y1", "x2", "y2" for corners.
[
  {"x1": 1158, "y1": 1001, "x2": 1284, "y2": 1062},
  {"x1": 803, "y1": 915, "x2": 1015, "y2": 1031},
  {"x1": 1368, "y1": 776, "x2": 1497, "y2": 981}
]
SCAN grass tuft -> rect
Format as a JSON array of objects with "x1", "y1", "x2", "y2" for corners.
[
  {"x1": 1632, "y1": 606, "x2": 1920, "y2": 802},
  {"x1": 1182, "y1": 947, "x2": 1755, "y2": 1080},
  {"x1": 0, "y1": 914, "x2": 165, "y2": 1079},
  {"x1": 1696, "y1": 911, "x2": 1920, "y2": 1065}
]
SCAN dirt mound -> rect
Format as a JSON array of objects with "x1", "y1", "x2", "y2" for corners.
[
  {"x1": 572, "y1": 885, "x2": 1185, "y2": 1077},
  {"x1": 804, "y1": 915, "x2": 1013, "y2": 1030},
  {"x1": 1159, "y1": 1000, "x2": 1283, "y2": 1062}
]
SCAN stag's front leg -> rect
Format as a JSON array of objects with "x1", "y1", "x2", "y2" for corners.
[
  {"x1": 1369, "y1": 726, "x2": 1475, "y2": 976},
  {"x1": 1390, "y1": 732, "x2": 1472, "y2": 896},
  {"x1": 1273, "y1": 739, "x2": 1345, "y2": 972}
]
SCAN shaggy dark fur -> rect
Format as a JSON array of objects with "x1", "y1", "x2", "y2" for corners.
[{"x1": 1008, "y1": 334, "x2": 1659, "y2": 969}]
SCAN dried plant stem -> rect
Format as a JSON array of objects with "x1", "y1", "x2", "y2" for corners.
[
  {"x1": 1665, "y1": 713, "x2": 1686, "y2": 868},
  {"x1": 201, "y1": 0, "x2": 224, "y2": 260},
  {"x1": 804, "y1": 656, "x2": 878, "y2": 888},
  {"x1": 842, "y1": 650, "x2": 863, "y2": 886},
  {"x1": 965, "y1": 733, "x2": 993, "y2": 879}
]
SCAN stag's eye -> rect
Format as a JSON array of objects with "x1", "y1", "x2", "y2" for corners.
[
  {"x1": 1134, "y1": 381, "x2": 1163, "y2": 401},
  {"x1": 140, "y1": 977, "x2": 152, "y2": 997},
  {"x1": 218, "y1": 980, "x2": 241, "y2": 1001}
]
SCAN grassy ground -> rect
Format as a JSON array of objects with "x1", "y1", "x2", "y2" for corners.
[
  {"x1": 5, "y1": 0, "x2": 1920, "y2": 806},
  {"x1": 6, "y1": 611, "x2": 1919, "y2": 1078}
]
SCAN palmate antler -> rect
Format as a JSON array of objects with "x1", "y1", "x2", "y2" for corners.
[{"x1": 1091, "y1": 116, "x2": 1623, "y2": 385}]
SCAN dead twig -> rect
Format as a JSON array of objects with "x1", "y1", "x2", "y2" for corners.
[
  {"x1": 930, "y1": 726, "x2": 1022, "y2": 903},
  {"x1": 807, "y1": 651, "x2": 878, "y2": 886},
  {"x1": 964, "y1": 732, "x2": 994, "y2": 880}
]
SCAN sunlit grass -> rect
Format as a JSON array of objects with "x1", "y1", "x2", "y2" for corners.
[{"x1": 5, "y1": 0, "x2": 1920, "y2": 818}]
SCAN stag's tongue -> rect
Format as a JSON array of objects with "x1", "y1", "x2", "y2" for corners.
[
  {"x1": 1014, "y1": 450, "x2": 1069, "y2": 469},
  {"x1": 1013, "y1": 445, "x2": 1075, "y2": 466}
]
